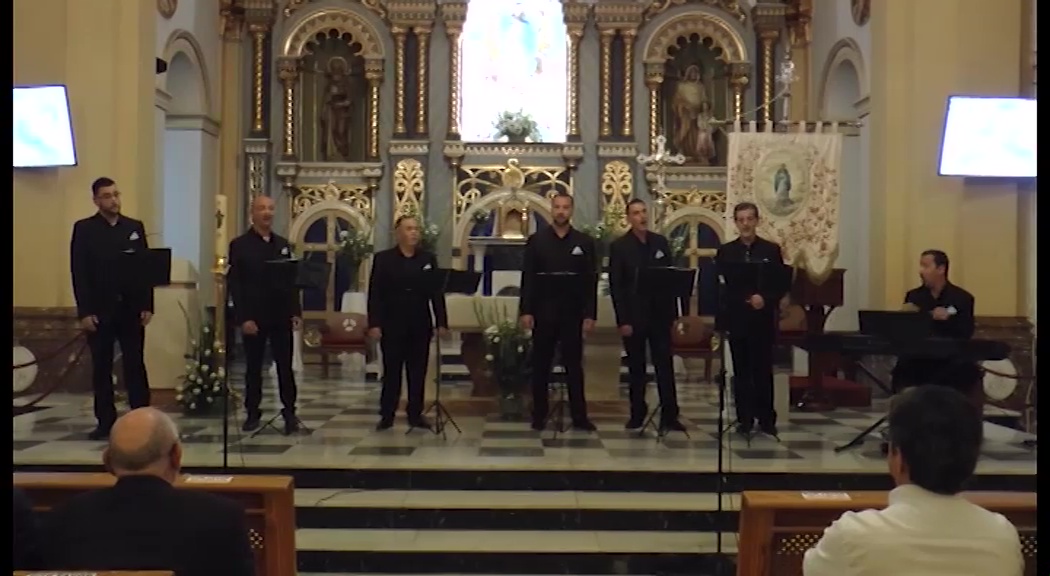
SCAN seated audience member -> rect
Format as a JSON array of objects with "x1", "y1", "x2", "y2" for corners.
[
  {"x1": 41, "y1": 407, "x2": 256, "y2": 576},
  {"x1": 803, "y1": 385, "x2": 1024, "y2": 576},
  {"x1": 13, "y1": 486, "x2": 42, "y2": 569}
]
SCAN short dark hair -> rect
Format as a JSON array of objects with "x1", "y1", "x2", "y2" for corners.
[
  {"x1": 91, "y1": 177, "x2": 116, "y2": 197},
  {"x1": 551, "y1": 191, "x2": 574, "y2": 206},
  {"x1": 626, "y1": 198, "x2": 646, "y2": 212},
  {"x1": 887, "y1": 385, "x2": 983, "y2": 495},
  {"x1": 921, "y1": 249, "x2": 950, "y2": 274},
  {"x1": 733, "y1": 202, "x2": 759, "y2": 219},
  {"x1": 394, "y1": 215, "x2": 417, "y2": 229}
]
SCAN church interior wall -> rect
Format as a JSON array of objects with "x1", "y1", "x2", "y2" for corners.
[{"x1": 572, "y1": 15, "x2": 602, "y2": 223}]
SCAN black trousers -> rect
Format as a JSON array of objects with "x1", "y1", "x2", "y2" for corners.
[
  {"x1": 86, "y1": 310, "x2": 151, "y2": 429},
  {"x1": 729, "y1": 331, "x2": 775, "y2": 426},
  {"x1": 531, "y1": 318, "x2": 588, "y2": 423},
  {"x1": 379, "y1": 329, "x2": 431, "y2": 419},
  {"x1": 623, "y1": 323, "x2": 679, "y2": 421},
  {"x1": 242, "y1": 322, "x2": 297, "y2": 417}
]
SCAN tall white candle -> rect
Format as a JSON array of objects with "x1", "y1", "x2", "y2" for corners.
[{"x1": 215, "y1": 194, "x2": 229, "y2": 258}]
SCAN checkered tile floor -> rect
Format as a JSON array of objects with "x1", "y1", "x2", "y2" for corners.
[{"x1": 13, "y1": 367, "x2": 1036, "y2": 474}]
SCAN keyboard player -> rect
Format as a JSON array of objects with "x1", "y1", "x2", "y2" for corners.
[{"x1": 891, "y1": 250, "x2": 980, "y2": 404}]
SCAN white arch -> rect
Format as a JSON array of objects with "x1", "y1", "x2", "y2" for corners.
[
  {"x1": 818, "y1": 37, "x2": 868, "y2": 118},
  {"x1": 663, "y1": 206, "x2": 726, "y2": 241},
  {"x1": 289, "y1": 199, "x2": 373, "y2": 244},
  {"x1": 453, "y1": 190, "x2": 554, "y2": 253},
  {"x1": 161, "y1": 29, "x2": 212, "y2": 118}
]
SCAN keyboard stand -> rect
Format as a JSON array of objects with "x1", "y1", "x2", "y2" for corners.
[{"x1": 834, "y1": 358, "x2": 894, "y2": 453}]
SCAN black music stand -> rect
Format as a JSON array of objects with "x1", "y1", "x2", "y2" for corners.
[
  {"x1": 635, "y1": 266, "x2": 696, "y2": 440},
  {"x1": 535, "y1": 271, "x2": 595, "y2": 437},
  {"x1": 717, "y1": 259, "x2": 793, "y2": 444},
  {"x1": 249, "y1": 258, "x2": 332, "y2": 438},
  {"x1": 413, "y1": 269, "x2": 481, "y2": 439}
]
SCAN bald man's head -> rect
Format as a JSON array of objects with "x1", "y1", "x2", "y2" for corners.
[
  {"x1": 104, "y1": 408, "x2": 182, "y2": 481},
  {"x1": 250, "y1": 194, "x2": 276, "y2": 231}
]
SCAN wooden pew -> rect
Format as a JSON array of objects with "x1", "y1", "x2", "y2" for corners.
[
  {"x1": 14, "y1": 473, "x2": 296, "y2": 576},
  {"x1": 737, "y1": 490, "x2": 1037, "y2": 576},
  {"x1": 16, "y1": 572, "x2": 173, "y2": 576}
]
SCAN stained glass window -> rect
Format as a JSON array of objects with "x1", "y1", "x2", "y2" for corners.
[{"x1": 460, "y1": 0, "x2": 568, "y2": 142}]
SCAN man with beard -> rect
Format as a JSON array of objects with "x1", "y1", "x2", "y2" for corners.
[
  {"x1": 367, "y1": 215, "x2": 449, "y2": 431},
  {"x1": 70, "y1": 177, "x2": 154, "y2": 440},
  {"x1": 608, "y1": 199, "x2": 685, "y2": 433},
  {"x1": 519, "y1": 192, "x2": 598, "y2": 432},
  {"x1": 228, "y1": 195, "x2": 301, "y2": 435},
  {"x1": 714, "y1": 202, "x2": 787, "y2": 438}
]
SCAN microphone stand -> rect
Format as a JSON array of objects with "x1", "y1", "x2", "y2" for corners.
[{"x1": 712, "y1": 277, "x2": 731, "y2": 576}]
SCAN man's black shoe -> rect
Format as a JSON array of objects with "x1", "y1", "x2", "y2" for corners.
[
  {"x1": 735, "y1": 421, "x2": 754, "y2": 436},
  {"x1": 624, "y1": 416, "x2": 645, "y2": 430},
  {"x1": 88, "y1": 427, "x2": 111, "y2": 441},
  {"x1": 375, "y1": 417, "x2": 394, "y2": 431},
  {"x1": 283, "y1": 418, "x2": 300, "y2": 436},
  {"x1": 530, "y1": 419, "x2": 547, "y2": 432},
  {"x1": 661, "y1": 419, "x2": 688, "y2": 433},
  {"x1": 242, "y1": 414, "x2": 261, "y2": 432},
  {"x1": 408, "y1": 416, "x2": 433, "y2": 430},
  {"x1": 572, "y1": 420, "x2": 597, "y2": 432},
  {"x1": 759, "y1": 422, "x2": 779, "y2": 438}
]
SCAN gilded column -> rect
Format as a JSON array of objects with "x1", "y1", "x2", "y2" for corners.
[
  {"x1": 599, "y1": 28, "x2": 615, "y2": 138},
  {"x1": 758, "y1": 30, "x2": 779, "y2": 123},
  {"x1": 248, "y1": 24, "x2": 268, "y2": 134},
  {"x1": 392, "y1": 26, "x2": 408, "y2": 136},
  {"x1": 366, "y1": 61, "x2": 383, "y2": 160},
  {"x1": 218, "y1": 2, "x2": 245, "y2": 232},
  {"x1": 445, "y1": 24, "x2": 463, "y2": 139},
  {"x1": 621, "y1": 29, "x2": 636, "y2": 138},
  {"x1": 414, "y1": 25, "x2": 431, "y2": 135},
  {"x1": 728, "y1": 62, "x2": 751, "y2": 121},
  {"x1": 786, "y1": 0, "x2": 812, "y2": 121},
  {"x1": 276, "y1": 57, "x2": 299, "y2": 159},
  {"x1": 566, "y1": 24, "x2": 584, "y2": 139}
]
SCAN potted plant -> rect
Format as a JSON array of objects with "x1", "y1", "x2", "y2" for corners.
[
  {"x1": 473, "y1": 299, "x2": 533, "y2": 420},
  {"x1": 493, "y1": 110, "x2": 542, "y2": 143},
  {"x1": 337, "y1": 227, "x2": 374, "y2": 291}
]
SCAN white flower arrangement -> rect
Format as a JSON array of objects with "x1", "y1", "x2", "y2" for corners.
[
  {"x1": 176, "y1": 322, "x2": 227, "y2": 414},
  {"x1": 493, "y1": 110, "x2": 542, "y2": 142},
  {"x1": 474, "y1": 300, "x2": 533, "y2": 398}
]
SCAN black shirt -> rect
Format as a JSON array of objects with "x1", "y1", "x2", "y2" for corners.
[
  {"x1": 519, "y1": 226, "x2": 599, "y2": 322},
  {"x1": 228, "y1": 229, "x2": 302, "y2": 326},
  {"x1": 608, "y1": 230, "x2": 677, "y2": 327},
  {"x1": 367, "y1": 247, "x2": 448, "y2": 333},
  {"x1": 904, "y1": 282, "x2": 975, "y2": 339},
  {"x1": 70, "y1": 213, "x2": 154, "y2": 319},
  {"x1": 714, "y1": 236, "x2": 787, "y2": 335}
]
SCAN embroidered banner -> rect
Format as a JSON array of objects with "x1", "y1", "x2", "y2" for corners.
[{"x1": 724, "y1": 123, "x2": 843, "y2": 282}]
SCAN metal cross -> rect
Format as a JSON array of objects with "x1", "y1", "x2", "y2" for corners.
[{"x1": 637, "y1": 135, "x2": 685, "y2": 195}]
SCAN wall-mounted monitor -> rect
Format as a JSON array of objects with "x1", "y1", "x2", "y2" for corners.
[
  {"x1": 937, "y1": 95, "x2": 1036, "y2": 179},
  {"x1": 13, "y1": 84, "x2": 78, "y2": 168}
]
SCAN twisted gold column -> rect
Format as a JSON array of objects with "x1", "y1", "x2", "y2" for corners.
[
  {"x1": 729, "y1": 62, "x2": 750, "y2": 121},
  {"x1": 566, "y1": 25, "x2": 583, "y2": 139},
  {"x1": 249, "y1": 24, "x2": 268, "y2": 133},
  {"x1": 621, "y1": 30, "x2": 636, "y2": 138},
  {"x1": 367, "y1": 71, "x2": 382, "y2": 159},
  {"x1": 446, "y1": 25, "x2": 463, "y2": 138},
  {"x1": 599, "y1": 29, "x2": 615, "y2": 138},
  {"x1": 277, "y1": 57, "x2": 299, "y2": 158},
  {"x1": 392, "y1": 26, "x2": 408, "y2": 135},
  {"x1": 646, "y1": 79, "x2": 660, "y2": 153},
  {"x1": 759, "y1": 31, "x2": 778, "y2": 123},
  {"x1": 414, "y1": 25, "x2": 431, "y2": 135}
]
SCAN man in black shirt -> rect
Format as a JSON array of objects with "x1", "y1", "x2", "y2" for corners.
[
  {"x1": 519, "y1": 192, "x2": 598, "y2": 432},
  {"x1": 367, "y1": 215, "x2": 449, "y2": 430},
  {"x1": 714, "y1": 202, "x2": 787, "y2": 437},
  {"x1": 228, "y1": 195, "x2": 301, "y2": 434},
  {"x1": 70, "y1": 177, "x2": 154, "y2": 440},
  {"x1": 609, "y1": 199, "x2": 685, "y2": 432},
  {"x1": 892, "y1": 250, "x2": 979, "y2": 394}
]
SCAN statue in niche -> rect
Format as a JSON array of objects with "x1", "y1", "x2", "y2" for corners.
[
  {"x1": 301, "y1": 30, "x2": 368, "y2": 162},
  {"x1": 661, "y1": 35, "x2": 730, "y2": 166},
  {"x1": 501, "y1": 208, "x2": 526, "y2": 239},
  {"x1": 319, "y1": 56, "x2": 354, "y2": 162}
]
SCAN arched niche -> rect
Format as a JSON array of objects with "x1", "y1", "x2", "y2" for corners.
[
  {"x1": 817, "y1": 38, "x2": 869, "y2": 118},
  {"x1": 642, "y1": 11, "x2": 749, "y2": 64},
  {"x1": 161, "y1": 29, "x2": 213, "y2": 118},
  {"x1": 452, "y1": 190, "x2": 554, "y2": 269},
  {"x1": 282, "y1": 7, "x2": 386, "y2": 59}
]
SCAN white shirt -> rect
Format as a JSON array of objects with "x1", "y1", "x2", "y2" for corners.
[{"x1": 803, "y1": 484, "x2": 1024, "y2": 576}]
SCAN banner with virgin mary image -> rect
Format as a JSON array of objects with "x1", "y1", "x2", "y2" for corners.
[{"x1": 724, "y1": 122, "x2": 843, "y2": 283}]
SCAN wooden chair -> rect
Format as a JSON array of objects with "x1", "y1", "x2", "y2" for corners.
[
  {"x1": 670, "y1": 316, "x2": 717, "y2": 383},
  {"x1": 736, "y1": 490, "x2": 1037, "y2": 576},
  {"x1": 14, "y1": 473, "x2": 297, "y2": 576},
  {"x1": 310, "y1": 312, "x2": 369, "y2": 378}
]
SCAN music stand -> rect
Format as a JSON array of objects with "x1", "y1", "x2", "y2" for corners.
[
  {"x1": 716, "y1": 259, "x2": 792, "y2": 445},
  {"x1": 635, "y1": 266, "x2": 696, "y2": 440},
  {"x1": 413, "y1": 268, "x2": 481, "y2": 439},
  {"x1": 535, "y1": 271, "x2": 594, "y2": 437},
  {"x1": 249, "y1": 258, "x2": 332, "y2": 438}
]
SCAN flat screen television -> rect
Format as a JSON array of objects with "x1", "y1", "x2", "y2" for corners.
[
  {"x1": 937, "y1": 95, "x2": 1036, "y2": 178},
  {"x1": 13, "y1": 84, "x2": 78, "y2": 168}
]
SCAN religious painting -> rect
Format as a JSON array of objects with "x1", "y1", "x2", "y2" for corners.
[
  {"x1": 460, "y1": 0, "x2": 568, "y2": 142},
  {"x1": 299, "y1": 31, "x2": 370, "y2": 162},
  {"x1": 660, "y1": 35, "x2": 730, "y2": 166},
  {"x1": 754, "y1": 148, "x2": 810, "y2": 218}
]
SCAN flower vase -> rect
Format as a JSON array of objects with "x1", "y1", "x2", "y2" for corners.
[
  {"x1": 506, "y1": 133, "x2": 527, "y2": 144},
  {"x1": 498, "y1": 392, "x2": 526, "y2": 421}
]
